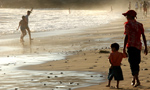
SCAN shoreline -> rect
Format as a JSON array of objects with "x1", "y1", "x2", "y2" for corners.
[
  {"x1": 18, "y1": 14, "x2": 150, "y2": 90},
  {"x1": 18, "y1": 49, "x2": 108, "y2": 90},
  {"x1": 0, "y1": 12, "x2": 150, "y2": 90},
  {"x1": 18, "y1": 47, "x2": 150, "y2": 90}
]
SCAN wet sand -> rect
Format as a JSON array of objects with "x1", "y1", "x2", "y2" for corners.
[{"x1": 0, "y1": 12, "x2": 150, "y2": 90}]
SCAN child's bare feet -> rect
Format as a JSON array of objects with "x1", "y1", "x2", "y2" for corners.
[
  {"x1": 20, "y1": 39, "x2": 24, "y2": 42},
  {"x1": 106, "y1": 85, "x2": 110, "y2": 87}
]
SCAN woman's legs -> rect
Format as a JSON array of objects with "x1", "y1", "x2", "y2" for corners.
[{"x1": 127, "y1": 47, "x2": 141, "y2": 87}]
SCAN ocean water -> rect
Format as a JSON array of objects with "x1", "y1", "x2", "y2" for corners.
[
  {"x1": 0, "y1": 53, "x2": 106, "y2": 90},
  {"x1": 0, "y1": 8, "x2": 122, "y2": 90},
  {"x1": 0, "y1": 8, "x2": 121, "y2": 35}
]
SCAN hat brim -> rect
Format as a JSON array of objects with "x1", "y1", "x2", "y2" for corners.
[{"x1": 122, "y1": 13, "x2": 127, "y2": 16}]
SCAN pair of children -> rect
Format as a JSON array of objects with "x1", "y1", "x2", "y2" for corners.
[{"x1": 17, "y1": 9, "x2": 32, "y2": 43}]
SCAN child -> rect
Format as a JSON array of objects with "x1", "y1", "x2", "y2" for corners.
[
  {"x1": 106, "y1": 43, "x2": 126, "y2": 89},
  {"x1": 17, "y1": 16, "x2": 27, "y2": 42},
  {"x1": 25, "y1": 8, "x2": 33, "y2": 43}
]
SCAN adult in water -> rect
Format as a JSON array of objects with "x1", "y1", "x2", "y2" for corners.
[
  {"x1": 143, "y1": 1, "x2": 147, "y2": 17},
  {"x1": 128, "y1": 2, "x2": 131, "y2": 10}
]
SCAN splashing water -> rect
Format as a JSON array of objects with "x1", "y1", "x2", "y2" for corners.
[{"x1": 0, "y1": 8, "x2": 121, "y2": 35}]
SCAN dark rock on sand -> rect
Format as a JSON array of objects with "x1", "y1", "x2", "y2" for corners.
[
  {"x1": 100, "y1": 75, "x2": 103, "y2": 77},
  {"x1": 60, "y1": 72, "x2": 63, "y2": 74},
  {"x1": 142, "y1": 68, "x2": 148, "y2": 70},
  {"x1": 99, "y1": 50, "x2": 110, "y2": 53}
]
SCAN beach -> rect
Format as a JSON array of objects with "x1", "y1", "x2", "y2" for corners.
[{"x1": 0, "y1": 9, "x2": 150, "y2": 90}]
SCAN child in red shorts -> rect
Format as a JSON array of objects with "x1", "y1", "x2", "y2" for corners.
[{"x1": 106, "y1": 43, "x2": 126, "y2": 89}]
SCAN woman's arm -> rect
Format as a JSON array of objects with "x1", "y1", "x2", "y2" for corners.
[
  {"x1": 142, "y1": 33, "x2": 148, "y2": 55},
  {"x1": 123, "y1": 35, "x2": 128, "y2": 56}
]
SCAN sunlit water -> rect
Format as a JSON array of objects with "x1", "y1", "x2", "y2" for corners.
[
  {"x1": 0, "y1": 70, "x2": 105, "y2": 90},
  {"x1": 0, "y1": 53, "x2": 105, "y2": 90},
  {"x1": 0, "y1": 8, "x2": 121, "y2": 34},
  {"x1": 0, "y1": 8, "x2": 122, "y2": 90}
]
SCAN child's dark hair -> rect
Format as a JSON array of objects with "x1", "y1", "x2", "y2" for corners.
[
  {"x1": 22, "y1": 16, "x2": 25, "y2": 20},
  {"x1": 111, "y1": 43, "x2": 119, "y2": 51}
]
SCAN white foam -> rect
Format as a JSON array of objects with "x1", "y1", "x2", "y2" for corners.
[{"x1": 0, "y1": 8, "x2": 121, "y2": 35}]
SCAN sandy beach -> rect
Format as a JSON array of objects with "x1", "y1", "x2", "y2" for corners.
[{"x1": 0, "y1": 11, "x2": 150, "y2": 90}]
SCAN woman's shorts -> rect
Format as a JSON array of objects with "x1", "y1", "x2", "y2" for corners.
[{"x1": 127, "y1": 47, "x2": 141, "y2": 76}]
